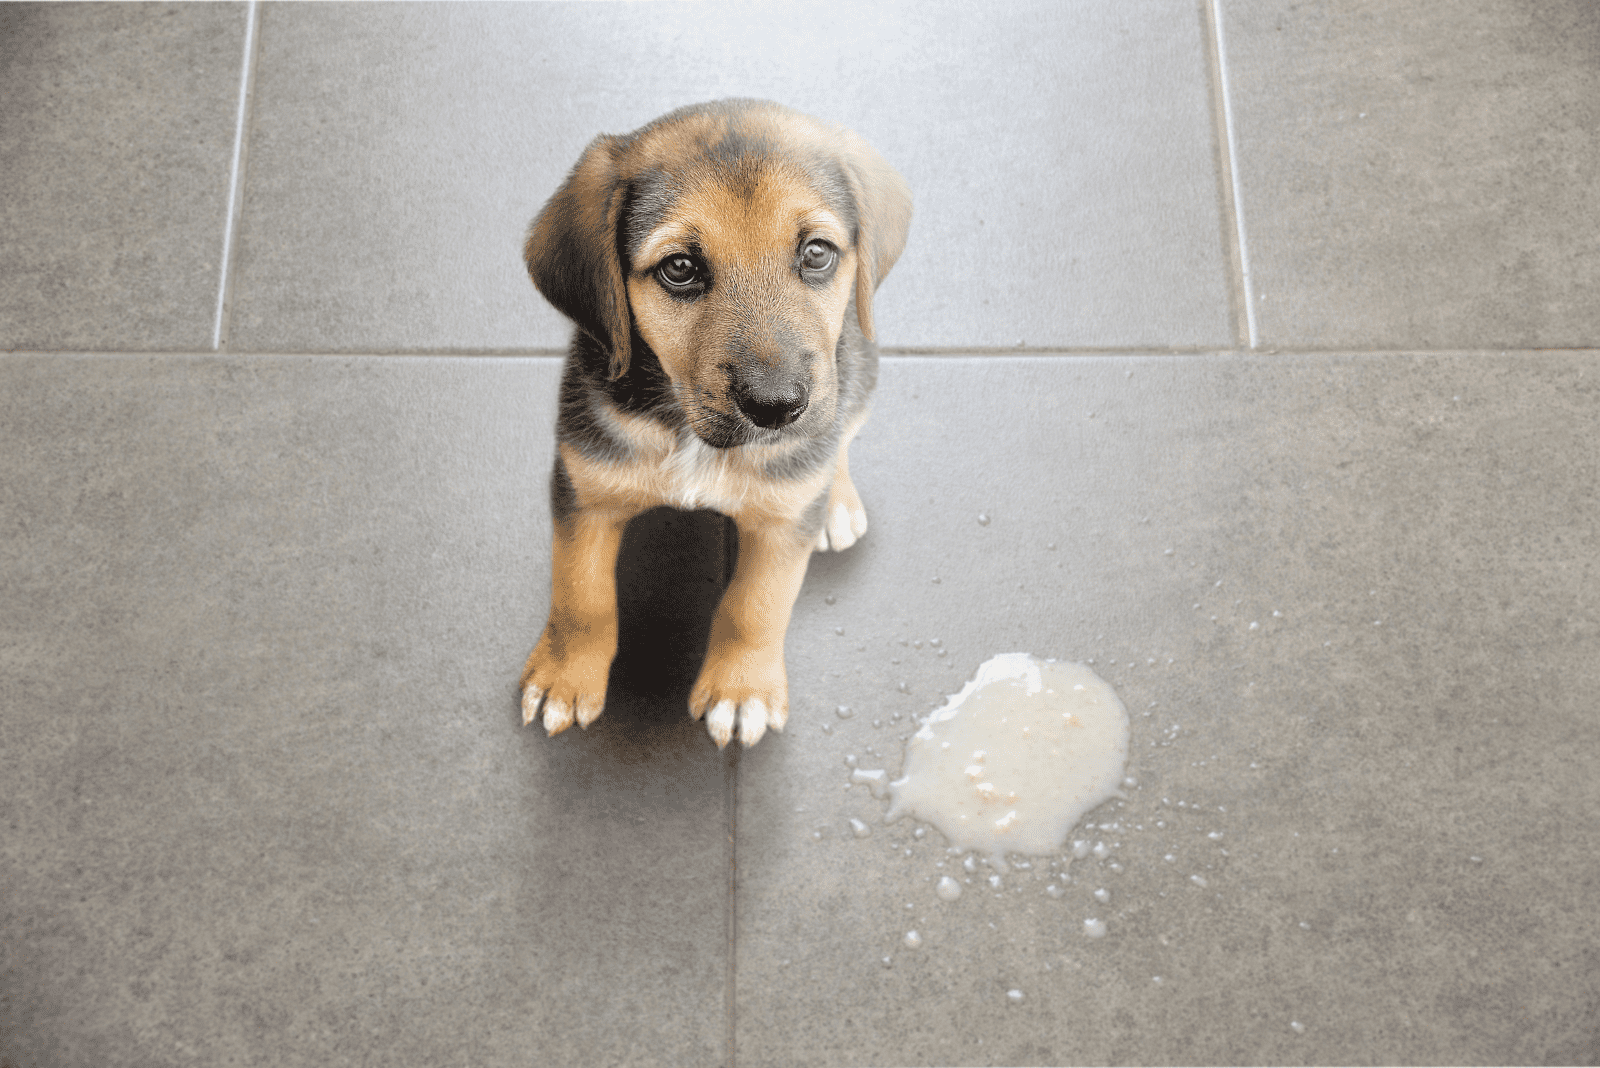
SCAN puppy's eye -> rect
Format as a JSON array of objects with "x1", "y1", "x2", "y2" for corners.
[
  {"x1": 800, "y1": 240, "x2": 837, "y2": 272},
  {"x1": 657, "y1": 255, "x2": 702, "y2": 289}
]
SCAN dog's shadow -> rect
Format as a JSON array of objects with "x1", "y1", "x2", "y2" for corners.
[{"x1": 603, "y1": 506, "x2": 734, "y2": 739}]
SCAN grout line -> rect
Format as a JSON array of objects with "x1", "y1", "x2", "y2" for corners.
[
  {"x1": 1206, "y1": 0, "x2": 1259, "y2": 350},
  {"x1": 212, "y1": 0, "x2": 260, "y2": 353},
  {"x1": 15, "y1": 347, "x2": 1599, "y2": 360},
  {"x1": 724, "y1": 733, "x2": 739, "y2": 1067},
  {"x1": 723, "y1": 517, "x2": 739, "y2": 1068}
]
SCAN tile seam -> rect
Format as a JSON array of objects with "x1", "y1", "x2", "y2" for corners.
[
  {"x1": 724, "y1": 515, "x2": 740, "y2": 1068},
  {"x1": 1206, "y1": 0, "x2": 1259, "y2": 350},
  {"x1": 211, "y1": 0, "x2": 260, "y2": 353},
  {"x1": 12, "y1": 348, "x2": 1598, "y2": 360},
  {"x1": 725, "y1": 734, "x2": 739, "y2": 1068}
]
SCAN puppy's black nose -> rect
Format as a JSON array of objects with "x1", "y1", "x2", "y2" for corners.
[{"x1": 734, "y1": 378, "x2": 810, "y2": 429}]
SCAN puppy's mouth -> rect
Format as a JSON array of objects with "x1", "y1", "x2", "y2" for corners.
[
  {"x1": 686, "y1": 408, "x2": 797, "y2": 450},
  {"x1": 689, "y1": 411, "x2": 758, "y2": 449}
]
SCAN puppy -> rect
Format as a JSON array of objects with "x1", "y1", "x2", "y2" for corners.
[{"x1": 520, "y1": 99, "x2": 911, "y2": 748}]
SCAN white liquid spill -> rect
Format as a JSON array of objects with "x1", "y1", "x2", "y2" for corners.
[
  {"x1": 1290, "y1": 1020, "x2": 1306, "y2": 1035},
  {"x1": 936, "y1": 875, "x2": 963, "y2": 901},
  {"x1": 903, "y1": 930, "x2": 923, "y2": 949},
  {"x1": 884, "y1": 654, "x2": 1130, "y2": 865},
  {"x1": 849, "y1": 818, "x2": 871, "y2": 839},
  {"x1": 1083, "y1": 917, "x2": 1108, "y2": 939},
  {"x1": 1006, "y1": 989, "x2": 1025, "y2": 1005}
]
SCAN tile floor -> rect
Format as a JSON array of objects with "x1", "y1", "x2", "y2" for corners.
[{"x1": 2, "y1": 2, "x2": 1597, "y2": 1066}]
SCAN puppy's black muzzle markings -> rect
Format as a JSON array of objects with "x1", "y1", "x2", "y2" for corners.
[{"x1": 520, "y1": 99, "x2": 911, "y2": 748}]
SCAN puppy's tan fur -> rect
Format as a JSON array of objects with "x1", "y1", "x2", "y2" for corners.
[{"x1": 520, "y1": 100, "x2": 911, "y2": 748}]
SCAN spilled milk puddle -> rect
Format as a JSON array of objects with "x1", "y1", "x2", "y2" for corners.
[
  {"x1": 883, "y1": 653, "x2": 1130, "y2": 862},
  {"x1": 825, "y1": 652, "x2": 1189, "y2": 988}
]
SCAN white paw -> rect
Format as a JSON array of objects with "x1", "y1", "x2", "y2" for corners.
[
  {"x1": 818, "y1": 501, "x2": 868, "y2": 552},
  {"x1": 695, "y1": 696, "x2": 787, "y2": 749},
  {"x1": 522, "y1": 684, "x2": 603, "y2": 735}
]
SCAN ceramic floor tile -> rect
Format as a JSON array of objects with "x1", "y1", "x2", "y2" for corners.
[
  {"x1": 1221, "y1": 0, "x2": 1600, "y2": 349},
  {"x1": 734, "y1": 354, "x2": 1600, "y2": 1066},
  {"x1": 0, "y1": 4, "x2": 247, "y2": 352},
  {"x1": 0, "y1": 356, "x2": 733, "y2": 1067},
  {"x1": 229, "y1": 0, "x2": 1232, "y2": 353}
]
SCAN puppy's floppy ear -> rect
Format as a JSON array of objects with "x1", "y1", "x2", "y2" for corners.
[
  {"x1": 525, "y1": 135, "x2": 632, "y2": 378},
  {"x1": 838, "y1": 130, "x2": 912, "y2": 343}
]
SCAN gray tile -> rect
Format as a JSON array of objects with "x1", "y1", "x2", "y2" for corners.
[
  {"x1": 0, "y1": 4, "x2": 246, "y2": 352},
  {"x1": 735, "y1": 354, "x2": 1600, "y2": 1065},
  {"x1": 230, "y1": 1, "x2": 1232, "y2": 353},
  {"x1": 1223, "y1": 0, "x2": 1600, "y2": 349},
  {"x1": 0, "y1": 356, "x2": 732, "y2": 1067}
]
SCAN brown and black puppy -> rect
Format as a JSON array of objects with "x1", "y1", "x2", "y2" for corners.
[{"x1": 520, "y1": 99, "x2": 911, "y2": 748}]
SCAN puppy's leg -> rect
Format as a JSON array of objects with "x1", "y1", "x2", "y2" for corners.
[
  {"x1": 521, "y1": 507, "x2": 629, "y2": 735},
  {"x1": 815, "y1": 428, "x2": 870, "y2": 552},
  {"x1": 691, "y1": 516, "x2": 815, "y2": 748}
]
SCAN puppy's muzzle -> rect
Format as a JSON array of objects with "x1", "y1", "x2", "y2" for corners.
[{"x1": 732, "y1": 366, "x2": 811, "y2": 430}]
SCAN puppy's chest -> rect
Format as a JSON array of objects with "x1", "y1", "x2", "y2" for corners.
[
  {"x1": 571, "y1": 404, "x2": 829, "y2": 519},
  {"x1": 654, "y1": 436, "x2": 777, "y2": 513}
]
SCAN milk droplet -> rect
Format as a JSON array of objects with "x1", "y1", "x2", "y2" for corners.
[
  {"x1": 936, "y1": 876, "x2": 963, "y2": 901},
  {"x1": 836, "y1": 705, "x2": 854, "y2": 719},
  {"x1": 1290, "y1": 1021, "x2": 1306, "y2": 1035},
  {"x1": 1045, "y1": 884, "x2": 1064, "y2": 899},
  {"x1": 977, "y1": 513, "x2": 990, "y2": 526},
  {"x1": 1093, "y1": 888, "x2": 1110, "y2": 904},
  {"x1": 851, "y1": 768, "x2": 890, "y2": 798},
  {"x1": 1190, "y1": 874, "x2": 1209, "y2": 888},
  {"x1": 849, "y1": 818, "x2": 871, "y2": 839},
  {"x1": 824, "y1": 594, "x2": 836, "y2": 605},
  {"x1": 1006, "y1": 989, "x2": 1025, "y2": 1005},
  {"x1": 903, "y1": 930, "x2": 923, "y2": 949},
  {"x1": 1083, "y1": 917, "x2": 1108, "y2": 939}
]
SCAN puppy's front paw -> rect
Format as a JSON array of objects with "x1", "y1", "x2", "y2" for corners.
[
  {"x1": 520, "y1": 633, "x2": 612, "y2": 736},
  {"x1": 689, "y1": 645, "x2": 789, "y2": 748},
  {"x1": 815, "y1": 475, "x2": 868, "y2": 552}
]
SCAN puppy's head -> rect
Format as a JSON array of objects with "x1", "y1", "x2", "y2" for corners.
[{"x1": 526, "y1": 100, "x2": 911, "y2": 448}]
